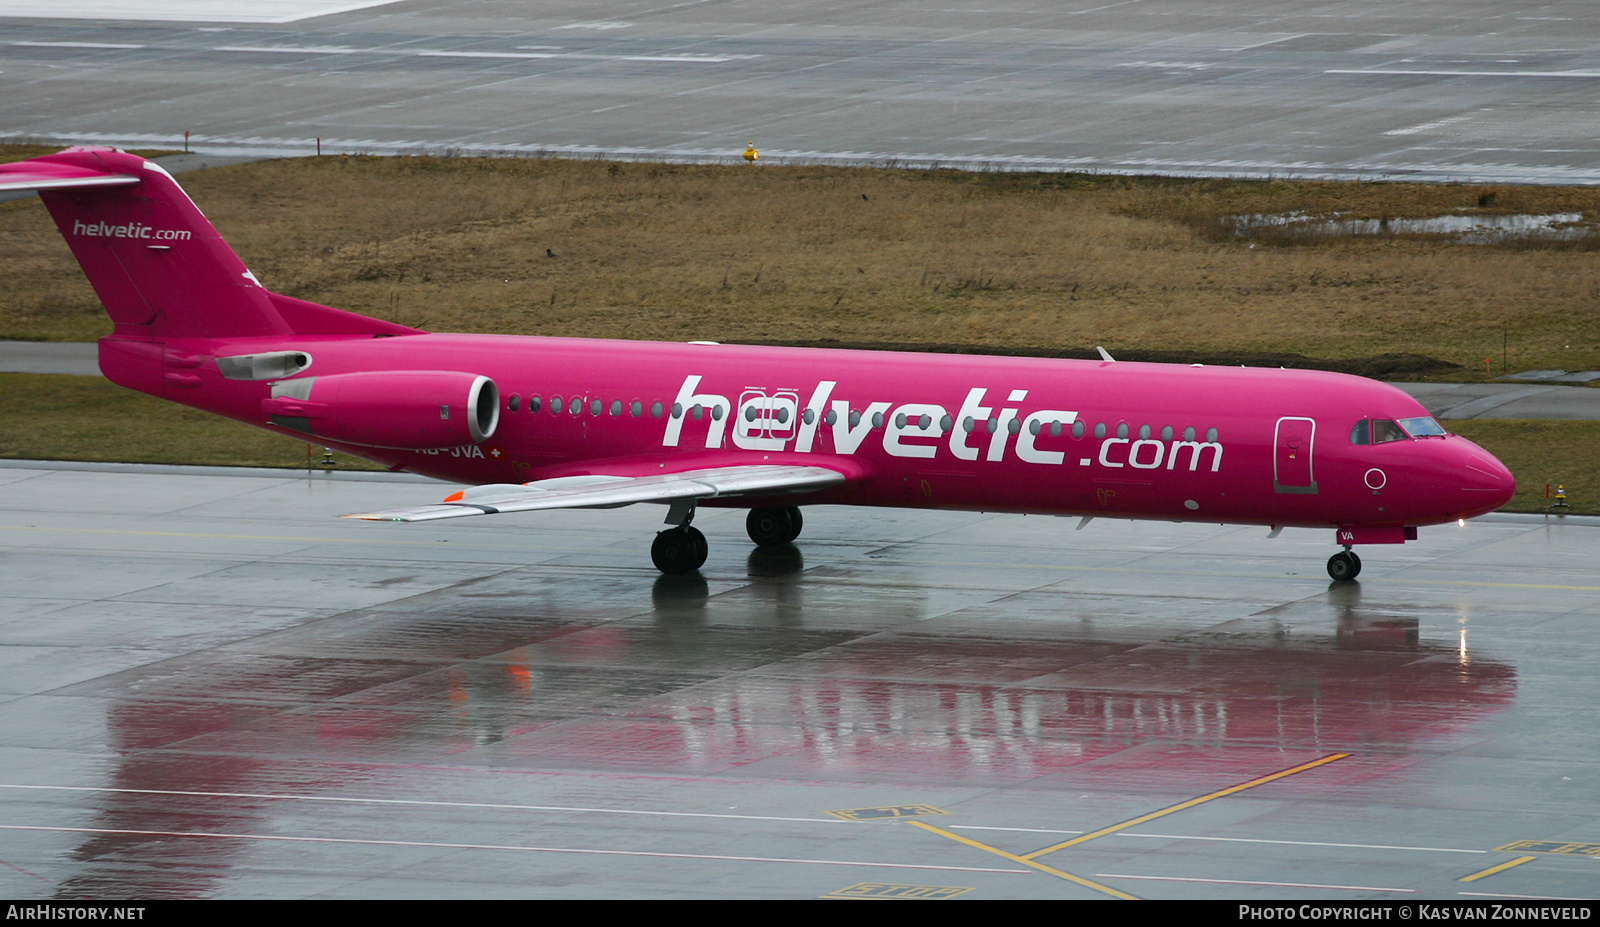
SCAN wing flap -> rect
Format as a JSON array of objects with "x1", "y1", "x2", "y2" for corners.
[{"x1": 343, "y1": 464, "x2": 846, "y2": 523}]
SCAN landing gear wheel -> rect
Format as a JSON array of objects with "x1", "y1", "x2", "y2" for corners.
[
  {"x1": 746, "y1": 506, "x2": 803, "y2": 547},
  {"x1": 652, "y1": 526, "x2": 709, "y2": 574},
  {"x1": 1327, "y1": 550, "x2": 1362, "y2": 582}
]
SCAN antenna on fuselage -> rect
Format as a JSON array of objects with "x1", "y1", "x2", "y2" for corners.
[{"x1": 1096, "y1": 346, "x2": 1115, "y2": 362}]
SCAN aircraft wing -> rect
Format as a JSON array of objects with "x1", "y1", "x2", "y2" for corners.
[{"x1": 342, "y1": 464, "x2": 847, "y2": 523}]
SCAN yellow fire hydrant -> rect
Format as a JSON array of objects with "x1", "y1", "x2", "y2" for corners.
[{"x1": 743, "y1": 142, "x2": 758, "y2": 163}]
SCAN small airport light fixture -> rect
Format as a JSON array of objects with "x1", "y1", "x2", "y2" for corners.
[{"x1": 743, "y1": 142, "x2": 759, "y2": 163}]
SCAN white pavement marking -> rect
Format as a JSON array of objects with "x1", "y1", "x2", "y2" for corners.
[
  {"x1": 951, "y1": 825, "x2": 1487, "y2": 854},
  {"x1": 1330, "y1": 68, "x2": 1600, "y2": 79},
  {"x1": 215, "y1": 46, "x2": 360, "y2": 55},
  {"x1": 10, "y1": 41, "x2": 146, "y2": 49},
  {"x1": 1461, "y1": 892, "x2": 1595, "y2": 900},
  {"x1": 0, "y1": 824, "x2": 1030, "y2": 874},
  {"x1": 0, "y1": 1, "x2": 406, "y2": 24},
  {"x1": 1100, "y1": 873, "x2": 1419, "y2": 893},
  {"x1": 0, "y1": 782, "x2": 849, "y2": 825},
  {"x1": 1119, "y1": 831, "x2": 1487, "y2": 855}
]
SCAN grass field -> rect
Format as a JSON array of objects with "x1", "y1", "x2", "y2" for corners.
[
  {"x1": 2, "y1": 144, "x2": 1597, "y2": 513},
  {"x1": 5, "y1": 145, "x2": 1600, "y2": 376}
]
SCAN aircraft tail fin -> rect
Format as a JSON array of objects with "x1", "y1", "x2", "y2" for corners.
[{"x1": 0, "y1": 147, "x2": 419, "y2": 339}]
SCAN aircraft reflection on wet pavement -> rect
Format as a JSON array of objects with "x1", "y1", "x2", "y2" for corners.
[{"x1": 48, "y1": 578, "x2": 1514, "y2": 899}]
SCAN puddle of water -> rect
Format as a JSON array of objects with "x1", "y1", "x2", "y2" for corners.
[{"x1": 1225, "y1": 211, "x2": 1595, "y2": 243}]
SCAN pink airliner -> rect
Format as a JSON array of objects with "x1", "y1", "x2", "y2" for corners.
[{"x1": 1, "y1": 147, "x2": 1515, "y2": 579}]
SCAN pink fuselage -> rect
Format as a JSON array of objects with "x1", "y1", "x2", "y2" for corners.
[{"x1": 99, "y1": 332, "x2": 1514, "y2": 531}]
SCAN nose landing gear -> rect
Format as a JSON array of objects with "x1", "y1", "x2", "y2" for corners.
[
  {"x1": 652, "y1": 524, "x2": 708, "y2": 574},
  {"x1": 1327, "y1": 547, "x2": 1362, "y2": 582},
  {"x1": 652, "y1": 498, "x2": 708, "y2": 574}
]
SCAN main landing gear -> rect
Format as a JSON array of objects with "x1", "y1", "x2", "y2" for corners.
[
  {"x1": 746, "y1": 505, "x2": 803, "y2": 547},
  {"x1": 650, "y1": 504, "x2": 806, "y2": 574},
  {"x1": 1327, "y1": 547, "x2": 1362, "y2": 582}
]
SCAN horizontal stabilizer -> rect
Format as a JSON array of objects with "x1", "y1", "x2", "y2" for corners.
[
  {"x1": 342, "y1": 464, "x2": 847, "y2": 523},
  {"x1": 0, "y1": 161, "x2": 140, "y2": 193}
]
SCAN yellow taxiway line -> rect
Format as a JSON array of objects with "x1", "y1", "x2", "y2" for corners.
[{"x1": 1023, "y1": 753, "x2": 1351, "y2": 860}]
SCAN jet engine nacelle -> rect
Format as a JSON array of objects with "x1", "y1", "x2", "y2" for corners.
[{"x1": 261, "y1": 370, "x2": 500, "y2": 449}]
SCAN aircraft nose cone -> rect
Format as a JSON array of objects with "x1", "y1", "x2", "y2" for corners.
[{"x1": 1460, "y1": 451, "x2": 1515, "y2": 515}]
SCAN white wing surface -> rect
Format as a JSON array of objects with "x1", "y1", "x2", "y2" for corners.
[
  {"x1": 342, "y1": 464, "x2": 846, "y2": 523},
  {"x1": 0, "y1": 164, "x2": 140, "y2": 192}
]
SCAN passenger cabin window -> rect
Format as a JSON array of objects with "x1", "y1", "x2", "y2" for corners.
[
  {"x1": 508, "y1": 394, "x2": 520, "y2": 412},
  {"x1": 1372, "y1": 419, "x2": 1407, "y2": 444},
  {"x1": 529, "y1": 395, "x2": 542, "y2": 414},
  {"x1": 550, "y1": 396, "x2": 563, "y2": 414}
]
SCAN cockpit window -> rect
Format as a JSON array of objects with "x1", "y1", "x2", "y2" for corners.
[
  {"x1": 1372, "y1": 419, "x2": 1408, "y2": 444},
  {"x1": 1350, "y1": 420, "x2": 1370, "y2": 445},
  {"x1": 1399, "y1": 416, "x2": 1447, "y2": 437}
]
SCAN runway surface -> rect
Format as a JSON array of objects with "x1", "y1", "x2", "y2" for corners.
[
  {"x1": 1, "y1": 460, "x2": 1597, "y2": 899},
  {"x1": 4, "y1": 1, "x2": 1600, "y2": 183}
]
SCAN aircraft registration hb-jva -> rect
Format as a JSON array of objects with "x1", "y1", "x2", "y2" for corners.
[{"x1": 2, "y1": 148, "x2": 1516, "y2": 580}]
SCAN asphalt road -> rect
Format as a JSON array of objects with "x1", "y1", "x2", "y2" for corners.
[{"x1": 3, "y1": 1, "x2": 1600, "y2": 183}]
